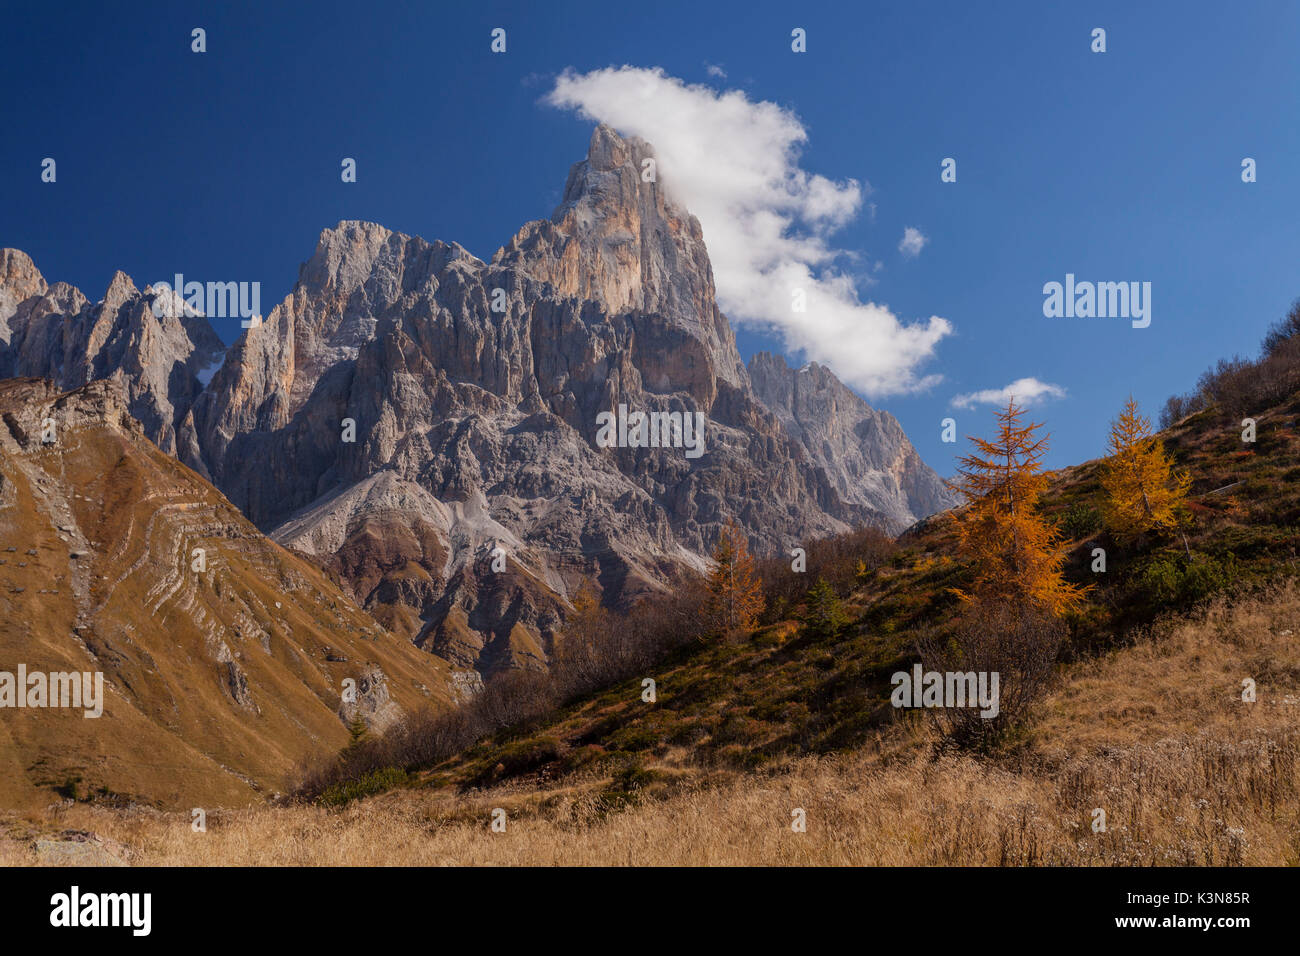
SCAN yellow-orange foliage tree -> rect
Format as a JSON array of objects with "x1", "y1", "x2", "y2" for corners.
[
  {"x1": 949, "y1": 401, "x2": 1087, "y2": 617},
  {"x1": 706, "y1": 521, "x2": 765, "y2": 634},
  {"x1": 563, "y1": 582, "x2": 610, "y2": 651},
  {"x1": 552, "y1": 581, "x2": 612, "y2": 685},
  {"x1": 1099, "y1": 396, "x2": 1191, "y2": 543}
]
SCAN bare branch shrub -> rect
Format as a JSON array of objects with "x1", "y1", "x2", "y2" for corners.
[{"x1": 914, "y1": 603, "x2": 1063, "y2": 750}]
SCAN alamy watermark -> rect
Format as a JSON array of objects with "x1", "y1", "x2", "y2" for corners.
[
  {"x1": 0, "y1": 666, "x2": 103, "y2": 718},
  {"x1": 151, "y1": 273, "x2": 262, "y2": 327},
  {"x1": 1042, "y1": 274, "x2": 1151, "y2": 328},
  {"x1": 50, "y1": 886, "x2": 150, "y2": 936},
  {"x1": 595, "y1": 404, "x2": 706, "y2": 459},
  {"x1": 890, "y1": 664, "x2": 1000, "y2": 719}
]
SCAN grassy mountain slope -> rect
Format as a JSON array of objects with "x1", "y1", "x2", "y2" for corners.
[
  {"x1": 3, "y1": 582, "x2": 1294, "y2": 865},
  {"x1": 386, "y1": 384, "x2": 1299, "y2": 796},
  {"x1": 0, "y1": 378, "x2": 457, "y2": 809}
]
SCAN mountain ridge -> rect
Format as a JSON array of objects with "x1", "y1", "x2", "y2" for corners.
[{"x1": 0, "y1": 124, "x2": 957, "y2": 679}]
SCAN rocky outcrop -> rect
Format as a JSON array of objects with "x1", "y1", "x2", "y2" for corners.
[
  {"x1": 338, "y1": 664, "x2": 403, "y2": 735},
  {"x1": 748, "y1": 351, "x2": 960, "y2": 526},
  {"x1": 0, "y1": 252, "x2": 225, "y2": 457},
  {"x1": 495, "y1": 124, "x2": 748, "y2": 396}
]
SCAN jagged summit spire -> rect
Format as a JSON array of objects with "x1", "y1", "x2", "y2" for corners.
[
  {"x1": 584, "y1": 122, "x2": 643, "y2": 172},
  {"x1": 554, "y1": 122, "x2": 664, "y2": 215},
  {"x1": 103, "y1": 270, "x2": 138, "y2": 310},
  {"x1": 1, "y1": 248, "x2": 46, "y2": 287}
]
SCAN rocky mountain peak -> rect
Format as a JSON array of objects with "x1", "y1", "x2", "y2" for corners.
[
  {"x1": 582, "y1": 122, "x2": 638, "y2": 174},
  {"x1": 1, "y1": 250, "x2": 50, "y2": 350},
  {"x1": 302, "y1": 220, "x2": 443, "y2": 298},
  {"x1": 291, "y1": 221, "x2": 483, "y2": 340},
  {"x1": 303, "y1": 220, "x2": 397, "y2": 289},
  {"x1": 496, "y1": 124, "x2": 746, "y2": 389},
  {"x1": 0, "y1": 252, "x2": 224, "y2": 458},
  {"x1": 554, "y1": 123, "x2": 665, "y2": 214},
  {"x1": 1, "y1": 249, "x2": 47, "y2": 302},
  {"x1": 102, "y1": 270, "x2": 138, "y2": 311}
]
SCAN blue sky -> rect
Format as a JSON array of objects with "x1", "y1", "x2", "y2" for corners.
[{"x1": 3, "y1": 0, "x2": 1297, "y2": 475}]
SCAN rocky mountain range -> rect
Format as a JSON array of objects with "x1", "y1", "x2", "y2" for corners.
[{"x1": 1, "y1": 124, "x2": 956, "y2": 682}]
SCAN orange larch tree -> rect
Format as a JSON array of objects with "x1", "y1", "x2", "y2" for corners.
[
  {"x1": 706, "y1": 521, "x2": 765, "y2": 635},
  {"x1": 1099, "y1": 396, "x2": 1191, "y2": 543},
  {"x1": 949, "y1": 400, "x2": 1088, "y2": 617},
  {"x1": 553, "y1": 580, "x2": 612, "y2": 686}
]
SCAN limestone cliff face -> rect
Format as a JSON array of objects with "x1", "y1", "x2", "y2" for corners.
[
  {"x1": 0, "y1": 250, "x2": 50, "y2": 323},
  {"x1": 495, "y1": 123, "x2": 747, "y2": 398},
  {"x1": 747, "y1": 351, "x2": 960, "y2": 527},
  {"x1": 0, "y1": 125, "x2": 954, "y2": 679}
]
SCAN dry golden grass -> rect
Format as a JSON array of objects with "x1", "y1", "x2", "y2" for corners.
[{"x1": 3, "y1": 584, "x2": 1297, "y2": 866}]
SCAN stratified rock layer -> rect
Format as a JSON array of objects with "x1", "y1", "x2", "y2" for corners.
[{"x1": 0, "y1": 377, "x2": 455, "y2": 808}]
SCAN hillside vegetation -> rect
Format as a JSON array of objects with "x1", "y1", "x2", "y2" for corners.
[
  {"x1": 294, "y1": 350, "x2": 1299, "y2": 805},
  {"x1": 3, "y1": 583, "x2": 1295, "y2": 865}
]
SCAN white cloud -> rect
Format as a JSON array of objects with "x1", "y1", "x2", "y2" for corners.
[
  {"x1": 705, "y1": 62, "x2": 727, "y2": 79},
  {"x1": 545, "y1": 66, "x2": 951, "y2": 397},
  {"x1": 950, "y1": 378, "x2": 1066, "y2": 410},
  {"x1": 898, "y1": 226, "x2": 927, "y2": 258}
]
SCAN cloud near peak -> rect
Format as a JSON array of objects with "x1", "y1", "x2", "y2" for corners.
[{"x1": 545, "y1": 66, "x2": 950, "y2": 397}]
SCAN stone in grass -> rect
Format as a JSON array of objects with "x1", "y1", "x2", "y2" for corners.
[{"x1": 34, "y1": 835, "x2": 128, "y2": 867}]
